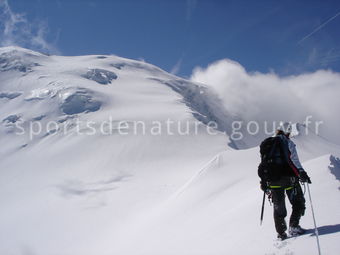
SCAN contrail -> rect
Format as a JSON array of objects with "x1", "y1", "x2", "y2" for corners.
[{"x1": 298, "y1": 11, "x2": 340, "y2": 44}]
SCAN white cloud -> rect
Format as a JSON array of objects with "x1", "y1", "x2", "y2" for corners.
[
  {"x1": 191, "y1": 59, "x2": 340, "y2": 144},
  {"x1": 0, "y1": 0, "x2": 59, "y2": 54}
]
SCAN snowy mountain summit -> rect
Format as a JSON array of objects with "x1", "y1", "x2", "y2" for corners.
[{"x1": 0, "y1": 47, "x2": 339, "y2": 255}]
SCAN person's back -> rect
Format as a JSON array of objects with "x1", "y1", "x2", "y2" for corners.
[{"x1": 258, "y1": 123, "x2": 311, "y2": 240}]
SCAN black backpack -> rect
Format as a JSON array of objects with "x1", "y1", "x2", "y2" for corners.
[{"x1": 258, "y1": 136, "x2": 288, "y2": 182}]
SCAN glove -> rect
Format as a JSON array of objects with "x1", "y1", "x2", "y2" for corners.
[
  {"x1": 299, "y1": 170, "x2": 311, "y2": 183},
  {"x1": 260, "y1": 181, "x2": 268, "y2": 192}
]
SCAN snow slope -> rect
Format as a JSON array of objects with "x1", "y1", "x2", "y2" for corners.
[{"x1": 0, "y1": 47, "x2": 339, "y2": 255}]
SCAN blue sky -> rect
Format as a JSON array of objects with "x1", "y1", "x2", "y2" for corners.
[{"x1": 1, "y1": 0, "x2": 340, "y2": 77}]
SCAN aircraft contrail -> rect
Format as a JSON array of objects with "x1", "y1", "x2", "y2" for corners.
[{"x1": 298, "y1": 11, "x2": 340, "y2": 44}]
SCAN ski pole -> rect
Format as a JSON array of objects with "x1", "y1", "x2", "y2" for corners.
[
  {"x1": 260, "y1": 191, "x2": 266, "y2": 225},
  {"x1": 307, "y1": 183, "x2": 321, "y2": 255}
]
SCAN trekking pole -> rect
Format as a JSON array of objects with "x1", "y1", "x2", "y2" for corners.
[
  {"x1": 260, "y1": 191, "x2": 266, "y2": 225},
  {"x1": 307, "y1": 183, "x2": 321, "y2": 255}
]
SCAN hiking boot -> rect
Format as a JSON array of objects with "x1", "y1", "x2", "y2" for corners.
[
  {"x1": 277, "y1": 232, "x2": 288, "y2": 240},
  {"x1": 289, "y1": 225, "x2": 306, "y2": 236}
]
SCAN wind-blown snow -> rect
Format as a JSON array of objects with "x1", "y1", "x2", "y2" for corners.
[{"x1": 0, "y1": 47, "x2": 339, "y2": 255}]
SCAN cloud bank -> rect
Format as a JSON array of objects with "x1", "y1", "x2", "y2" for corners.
[
  {"x1": 191, "y1": 59, "x2": 340, "y2": 144},
  {"x1": 0, "y1": 0, "x2": 58, "y2": 54}
]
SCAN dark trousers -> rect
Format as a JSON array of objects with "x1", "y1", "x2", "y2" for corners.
[{"x1": 270, "y1": 177, "x2": 306, "y2": 234}]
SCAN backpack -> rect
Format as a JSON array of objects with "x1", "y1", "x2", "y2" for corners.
[{"x1": 258, "y1": 136, "x2": 288, "y2": 182}]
